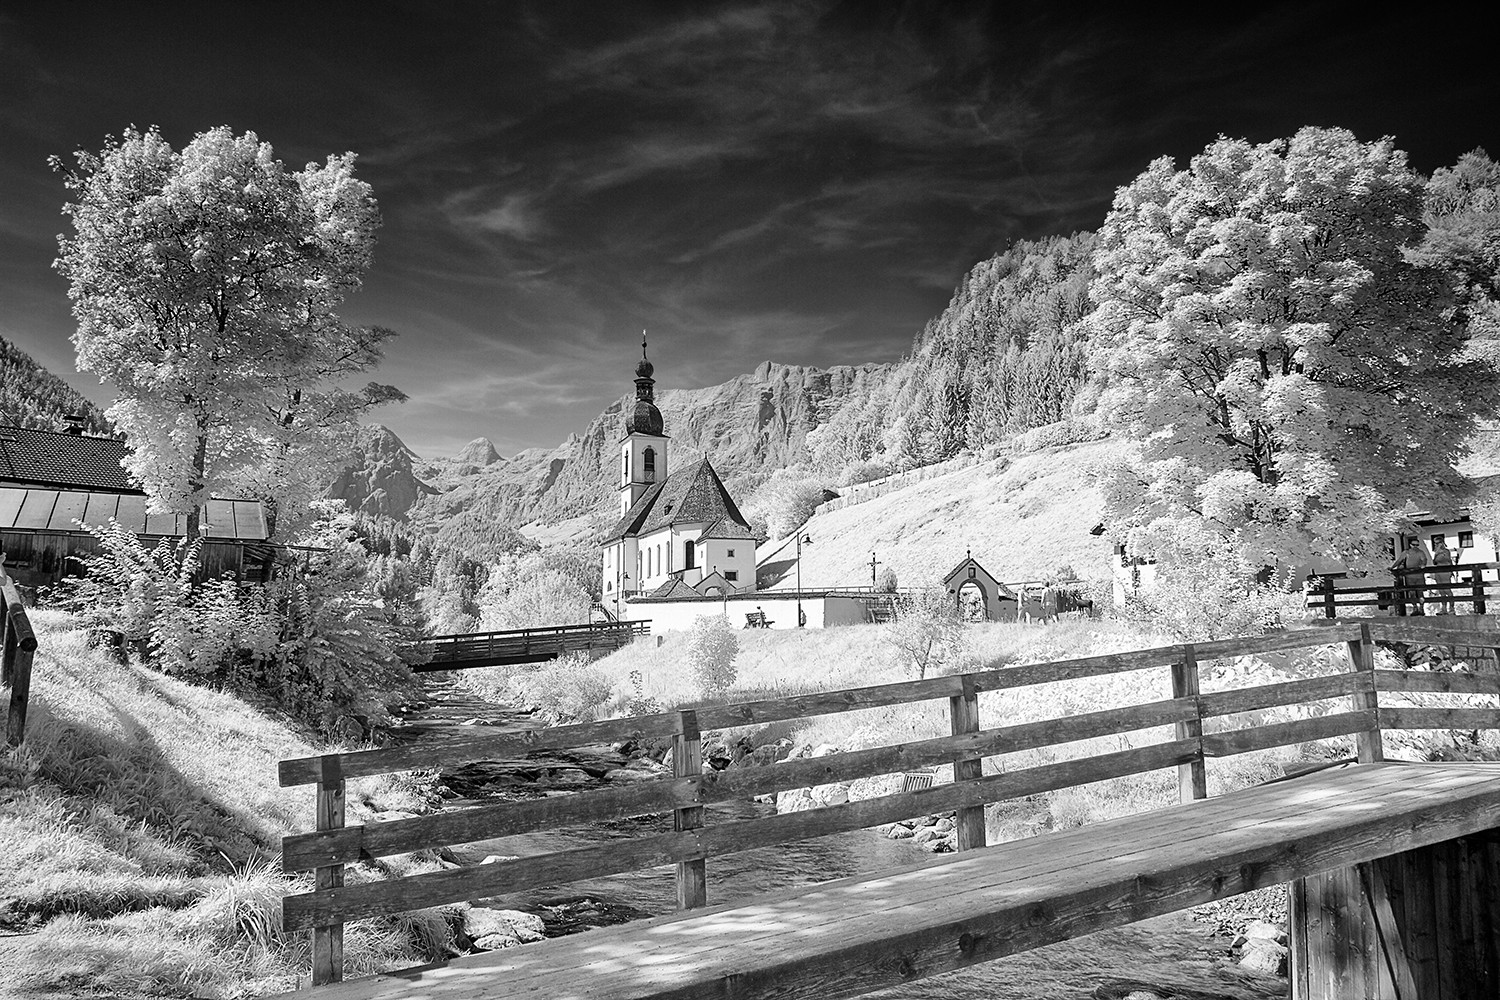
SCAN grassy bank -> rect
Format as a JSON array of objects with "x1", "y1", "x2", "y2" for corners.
[{"x1": 0, "y1": 610, "x2": 449, "y2": 999}]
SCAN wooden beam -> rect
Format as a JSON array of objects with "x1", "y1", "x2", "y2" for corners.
[
  {"x1": 1170, "y1": 644, "x2": 1206, "y2": 802},
  {"x1": 1200, "y1": 711, "x2": 1378, "y2": 758},
  {"x1": 674, "y1": 710, "x2": 706, "y2": 910},
  {"x1": 1346, "y1": 624, "x2": 1384, "y2": 764},
  {"x1": 948, "y1": 676, "x2": 985, "y2": 850},
  {"x1": 309, "y1": 776, "x2": 346, "y2": 987}
]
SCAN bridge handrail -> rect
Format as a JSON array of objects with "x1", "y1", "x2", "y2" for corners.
[
  {"x1": 423, "y1": 620, "x2": 646, "y2": 644},
  {"x1": 279, "y1": 619, "x2": 1500, "y2": 985}
]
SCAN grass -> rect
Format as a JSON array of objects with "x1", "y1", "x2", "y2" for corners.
[
  {"x1": 760, "y1": 437, "x2": 1127, "y2": 593},
  {"x1": 0, "y1": 610, "x2": 455, "y2": 999}
]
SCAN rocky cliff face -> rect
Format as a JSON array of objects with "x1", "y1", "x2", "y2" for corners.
[
  {"x1": 333, "y1": 360, "x2": 893, "y2": 544},
  {"x1": 328, "y1": 425, "x2": 439, "y2": 520}
]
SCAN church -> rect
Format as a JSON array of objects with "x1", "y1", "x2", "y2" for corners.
[{"x1": 599, "y1": 340, "x2": 760, "y2": 619}]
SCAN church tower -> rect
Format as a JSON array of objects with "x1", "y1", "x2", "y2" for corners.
[{"x1": 620, "y1": 334, "x2": 668, "y2": 517}]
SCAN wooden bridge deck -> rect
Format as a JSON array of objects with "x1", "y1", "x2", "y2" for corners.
[{"x1": 286, "y1": 761, "x2": 1500, "y2": 1000}]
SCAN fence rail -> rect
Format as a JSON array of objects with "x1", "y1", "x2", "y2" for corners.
[
  {"x1": 279, "y1": 618, "x2": 1500, "y2": 986},
  {"x1": 0, "y1": 568, "x2": 38, "y2": 746},
  {"x1": 1305, "y1": 561, "x2": 1500, "y2": 617}
]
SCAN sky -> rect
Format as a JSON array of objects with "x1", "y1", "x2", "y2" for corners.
[{"x1": 2, "y1": 2, "x2": 1497, "y2": 458}]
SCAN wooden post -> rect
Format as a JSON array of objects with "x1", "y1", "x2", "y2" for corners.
[
  {"x1": 1171, "y1": 644, "x2": 1208, "y2": 801},
  {"x1": 1345, "y1": 623, "x2": 1384, "y2": 764},
  {"x1": 1324, "y1": 585, "x2": 1336, "y2": 620},
  {"x1": 1472, "y1": 567, "x2": 1486, "y2": 616},
  {"x1": 948, "y1": 675, "x2": 986, "y2": 851},
  {"x1": 673, "y1": 709, "x2": 707, "y2": 910},
  {"x1": 2, "y1": 582, "x2": 37, "y2": 747},
  {"x1": 311, "y1": 768, "x2": 346, "y2": 986}
]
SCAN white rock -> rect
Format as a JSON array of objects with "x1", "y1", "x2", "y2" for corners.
[
  {"x1": 552, "y1": 768, "x2": 590, "y2": 784},
  {"x1": 472, "y1": 931, "x2": 520, "y2": 950},
  {"x1": 465, "y1": 906, "x2": 546, "y2": 943},
  {"x1": 1244, "y1": 920, "x2": 1285, "y2": 943},
  {"x1": 811, "y1": 782, "x2": 850, "y2": 806},
  {"x1": 1239, "y1": 939, "x2": 1288, "y2": 976},
  {"x1": 480, "y1": 855, "x2": 517, "y2": 865},
  {"x1": 886, "y1": 824, "x2": 915, "y2": 840},
  {"x1": 934, "y1": 818, "x2": 955, "y2": 834},
  {"x1": 911, "y1": 827, "x2": 943, "y2": 846},
  {"x1": 810, "y1": 744, "x2": 840, "y2": 757},
  {"x1": 604, "y1": 768, "x2": 656, "y2": 782},
  {"x1": 776, "y1": 788, "x2": 818, "y2": 814}
]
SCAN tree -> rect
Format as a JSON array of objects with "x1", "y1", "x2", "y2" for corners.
[
  {"x1": 53, "y1": 126, "x2": 398, "y2": 542},
  {"x1": 744, "y1": 469, "x2": 826, "y2": 541},
  {"x1": 687, "y1": 614, "x2": 739, "y2": 698},
  {"x1": 475, "y1": 552, "x2": 591, "y2": 630},
  {"x1": 886, "y1": 590, "x2": 961, "y2": 680},
  {"x1": 1091, "y1": 127, "x2": 1498, "y2": 574}
]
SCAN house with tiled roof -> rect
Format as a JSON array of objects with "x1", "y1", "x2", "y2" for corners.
[
  {"x1": 599, "y1": 340, "x2": 761, "y2": 618},
  {"x1": 0, "y1": 424, "x2": 270, "y2": 587}
]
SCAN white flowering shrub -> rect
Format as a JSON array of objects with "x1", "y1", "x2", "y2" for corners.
[
  {"x1": 688, "y1": 615, "x2": 739, "y2": 698},
  {"x1": 56, "y1": 502, "x2": 416, "y2": 732}
]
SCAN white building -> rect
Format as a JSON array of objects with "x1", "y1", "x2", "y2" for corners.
[{"x1": 600, "y1": 340, "x2": 760, "y2": 619}]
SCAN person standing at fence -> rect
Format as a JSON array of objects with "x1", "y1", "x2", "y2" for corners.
[
  {"x1": 1431, "y1": 537, "x2": 1456, "y2": 614},
  {"x1": 1040, "y1": 581, "x2": 1059, "y2": 624},
  {"x1": 1390, "y1": 538, "x2": 1429, "y2": 616}
]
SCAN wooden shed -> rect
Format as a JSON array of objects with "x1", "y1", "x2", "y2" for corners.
[{"x1": 0, "y1": 425, "x2": 271, "y2": 588}]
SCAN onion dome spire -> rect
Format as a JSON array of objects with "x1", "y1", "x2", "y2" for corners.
[{"x1": 626, "y1": 331, "x2": 664, "y2": 435}]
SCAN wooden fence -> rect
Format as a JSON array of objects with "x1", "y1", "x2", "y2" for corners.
[
  {"x1": 1306, "y1": 561, "x2": 1500, "y2": 618},
  {"x1": 415, "y1": 621, "x2": 650, "y2": 671},
  {"x1": 278, "y1": 620, "x2": 1500, "y2": 986},
  {"x1": 0, "y1": 567, "x2": 38, "y2": 746}
]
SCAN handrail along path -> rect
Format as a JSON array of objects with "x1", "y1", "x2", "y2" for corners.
[{"x1": 275, "y1": 619, "x2": 1500, "y2": 998}]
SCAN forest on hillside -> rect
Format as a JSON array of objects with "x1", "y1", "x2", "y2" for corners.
[{"x1": 0, "y1": 337, "x2": 113, "y2": 435}]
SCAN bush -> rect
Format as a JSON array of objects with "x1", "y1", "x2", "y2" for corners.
[
  {"x1": 886, "y1": 591, "x2": 962, "y2": 679},
  {"x1": 511, "y1": 653, "x2": 616, "y2": 725},
  {"x1": 688, "y1": 615, "x2": 739, "y2": 698},
  {"x1": 876, "y1": 567, "x2": 898, "y2": 593}
]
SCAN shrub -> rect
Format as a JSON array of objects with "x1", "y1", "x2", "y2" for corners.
[
  {"x1": 876, "y1": 567, "x2": 898, "y2": 593},
  {"x1": 688, "y1": 615, "x2": 739, "y2": 698},
  {"x1": 510, "y1": 652, "x2": 616, "y2": 724},
  {"x1": 887, "y1": 591, "x2": 962, "y2": 679}
]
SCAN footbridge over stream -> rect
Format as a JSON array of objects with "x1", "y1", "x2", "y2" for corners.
[
  {"x1": 416, "y1": 619, "x2": 649, "y2": 671},
  {"x1": 277, "y1": 619, "x2": 1500, "y2": 1000}
]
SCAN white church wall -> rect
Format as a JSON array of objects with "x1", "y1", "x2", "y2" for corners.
[{"x1": 623, "y1": 594, "x2": 869, "y2": 633}]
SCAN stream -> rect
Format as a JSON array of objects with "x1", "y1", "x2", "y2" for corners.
[{"x1": 384, "y1": 678, "x2": 1288, "y2": 1000}]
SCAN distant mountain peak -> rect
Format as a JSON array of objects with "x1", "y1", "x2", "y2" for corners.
[{"x1": 454, "y1": 437, "x2": 503, "y2": 466}]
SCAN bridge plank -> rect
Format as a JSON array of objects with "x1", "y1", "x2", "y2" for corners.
[
  {"x1": 1200, "y1": 709, "x2": 1376, "y2": 757},
  {"x1": 1381, "y1": 707, "x2": 1500, "y2": 730},
  {"x1": 280, "y1": 764, "x2": 1500, "y2": 1000},
  {"x1": 1375, "y1": 669, "x2": 1500, "y2": 696}
]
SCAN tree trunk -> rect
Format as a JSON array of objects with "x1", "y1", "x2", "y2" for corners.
[{"x1": 187, "y1": 427, "x2": 208, "y2": 545}]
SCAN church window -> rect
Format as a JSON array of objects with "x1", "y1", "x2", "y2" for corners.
[
  {"x1": 726, "y1": 548, "x2": 736, "y2": 558},
  {"x1": 643, "y1": 447, "x2": 656, "y2": 481},
  {"x1": 968, "y1": 567, "x2": 976, "y2": 579},
  {"x1": 725, "y1": 571, "x2": 739, "y2": 582},
  {"x1": 623, "y1": 451, "x2": 629, "y2": 480},
  {"x1": 685, "y1": 542, "x2": 695, "y2": 569},
  {"x1": 605, "y1": 581, "x2": 612, "y2": 592}
]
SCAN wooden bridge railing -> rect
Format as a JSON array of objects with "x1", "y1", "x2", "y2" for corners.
[
  {"x1": 1306, "y1": 561, "x2": 1500, "y2": 618},
  {"x1": 278, "y1": 620, "x2": 1500, "y2": 986},
  {"x1": 414, "y1": 620, "x2": 650, "y2": 671},
  {"x1": 0, "y1": 567, "x2": 38, "y2": 746}
]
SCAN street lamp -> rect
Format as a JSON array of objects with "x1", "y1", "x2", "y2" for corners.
[{"x1": 795, "y1": 534, "x2": 812, "y2": 627}]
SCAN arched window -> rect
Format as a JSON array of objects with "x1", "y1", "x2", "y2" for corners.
[
  {"x1": 684, "y1": 541, "x2": 696, "y2": 570},
  {"x1": 643, "y1": 447, "x2": 656, "y2": 482},
  {"x1": 656, "y1": 544, "x2": 662, "y2": 574}
]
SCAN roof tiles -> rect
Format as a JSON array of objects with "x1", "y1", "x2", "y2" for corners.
[{"x1": 0, "y1": 426, "x2": 131, "y2": 491}]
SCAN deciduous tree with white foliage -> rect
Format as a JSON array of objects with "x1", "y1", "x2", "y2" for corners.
[
  {"x1": 53, "y1": 125, "x2": 399, "y2": 541},
  {"x1": 1091, "y1": 127, "x2": 1498, "y2": 574}
]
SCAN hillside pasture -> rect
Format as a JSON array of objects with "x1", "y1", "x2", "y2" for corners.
[{"x1": 761, "y1": 438, "x2": 1125, "y2": 594}]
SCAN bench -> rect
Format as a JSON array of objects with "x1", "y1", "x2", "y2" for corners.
[
  {"x1": 273, "y1": 620, "x2": 1500, "y2": 998},
  {"x1": 743, "y1": 610, "x2": 772, "y2": 628}
]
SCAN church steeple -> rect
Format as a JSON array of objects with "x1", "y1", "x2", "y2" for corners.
[
  {"x1": 619, "y1": 332, "x2": 668, "y2": 516},
  {"x1": 625, "y1": 333, "x2": 664, "y2": 436}
]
